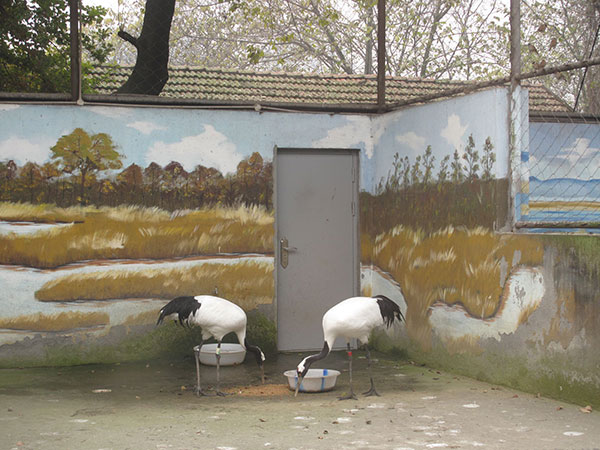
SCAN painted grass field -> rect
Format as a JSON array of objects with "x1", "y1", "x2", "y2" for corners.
[
  {"x1": 35, "y1": 260, "x2": 274, "y2": 311},
  {"x1": 0, "y1": 311, "x2": 109, "y2": 332},
  {"x1": 0, "y1": 203, "x2": 274, "y2": 269},
  {"x1": 364, "y1": 225, "x2": 544, "y2": 343}
]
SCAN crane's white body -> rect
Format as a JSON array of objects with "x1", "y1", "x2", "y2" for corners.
[
  {"x1": 159, "y1": 295, "x2": 249, "y2": 346},
  {"x1": 192, "y1": 295, "x2": 248, "y2": 343},
  {"x1": 157, "y1": 294, "x2": 266, "y2": 394},
  {"x1": 322, "y1": 296, "x2": 386, "y2": 347},
  {"x1": 295, "y1": 295, "x2": 404, "y2": 398}
]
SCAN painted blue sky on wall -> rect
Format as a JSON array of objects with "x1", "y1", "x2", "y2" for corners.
[
  {"x1": 520, "y1": 121, "x2": 600, "y2": 226},
  {"x1": 1, "y1": 88, "x2": 511, "y2": 194},
  {"x1": 0, "y1": 103, "x2": 372, "y2": 178},
  {"x1": 529, "y1": 122, "x2": 600, "y2": 181},
  {"x1": 371, "y1": 87, "x2": 510, "y2": 188}
]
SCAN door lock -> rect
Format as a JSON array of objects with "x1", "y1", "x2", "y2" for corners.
[{"x1": 280, "y1": 237, "x2": 297, "y2": 268}]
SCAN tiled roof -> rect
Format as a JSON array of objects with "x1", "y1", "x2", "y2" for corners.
[{"x1": 86, "y1": 66, "x2": 571, "y2": 114}]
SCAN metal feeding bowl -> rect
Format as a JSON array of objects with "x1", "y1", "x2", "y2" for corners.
[
  {"x1": 197, "y1": 343, "x2": 246, "y2": 366},
  {"x1": 283, "y1": 368, "x2": 341, "y2": 393}
]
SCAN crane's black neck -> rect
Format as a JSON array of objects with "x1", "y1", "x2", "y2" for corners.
[
  {"x1": 244, "y1": 338, "x2": 265, "y2": 367},
  {"x1": 300, "y1": 341, "x2": 330, "y2": 376}
]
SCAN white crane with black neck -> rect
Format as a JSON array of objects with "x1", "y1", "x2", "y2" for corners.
[
  {"x1": 295, "y1": 294, "x2": 404, "y2": 400},
  {"x1": 157, "y1": 295, "x2": 265, "y2": 396}
]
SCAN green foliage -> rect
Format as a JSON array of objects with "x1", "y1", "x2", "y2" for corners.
[
  {"x1": 0, "y1": 0, "x2": 113, "y2": 93},
  {"x1": 520, "y1": 0, "x2": 600, "y2": 113},
  {"x1": 246, "y1": 310, "x2": 277, "y2": 356}
]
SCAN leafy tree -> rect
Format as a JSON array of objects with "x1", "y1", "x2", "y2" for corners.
[
  {"x1": 40, "y1": 161, "x2": 61, "y2": 202},
  {"x1": 50, "y1": 128, "x2": 123, "y2": 204},
  {"x1": 161, "y1": 160, "x2": 188, "y2": 207},
  {"x1": 411, "y1": 155, "x2": 423, "y2": 185},
  {"x1": 519, "y1": 0, "x2": 600, "y2": 113},
  {"x1": 143, "y1": 162, "x2": 163, "y2": 205},
  {"x1": 1, "y1": 0, "x2": 113, "y2": 93},
  {"x1": 260, "y1": 160, "x2": 273, "y2": 208},
  {"x1": 385, "y1": 152, "x2": 402, "y2": 192},
  {"x1": 0, "y1": 160, "x2": 18, "y2": 201},
  {"x1": 191, "y1": 164, "x2": 223, "y2": 206},
  {"x1": 236, "y1": 152, "x2": 264, "y2": 205},
  {"x1": 481, "y1": 137, "x2": 496, "y2": 180},
  {"x1": 401, "y1": 156, "x2": 411, "y2": 188},
  {"x1": 109, "y1": 0, "x2": 508, "y2": 80},
  {"x1": 462, "y1": 134, "x2": 479, "y2": 180},
  {"x1": 116, "y1": 0, "x2": 176, "y2": 94},
  {"x1": 437, "y1": 154, "x2": 450, "y2": 184},
  {"x1": 18, "y1": 162, "x2": 43, "y2": 203},
  {"x1": 451, "y1": 149, "x2": 464, "y2": 183},
  {"x1": 117, "y1": 163, "x2": 144, "y2": 203},
  {"x1": 422, "y1": 145, "x2": 435, "y2": 184}
]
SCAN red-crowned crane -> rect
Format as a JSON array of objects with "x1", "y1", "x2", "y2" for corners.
[
  {"x1": 157, "y1": 295, "x2": 265, "y2": 396},
  {"x1": 295, "y1": 294, "x2": 404, "y2": 400}
]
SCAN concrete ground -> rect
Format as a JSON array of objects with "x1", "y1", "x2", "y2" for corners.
[{"x1": 1, "y1": 351, "x2": 599, "y2": 450}]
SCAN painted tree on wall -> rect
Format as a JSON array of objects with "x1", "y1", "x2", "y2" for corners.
[
  {"x1": 366, "y1": 134, "x2": 502, "y2": 234},
  {"x1": 50, "y1": 128, "x2": 123, "y2": 205},
  {"x1": 1, "y1": 147, "x2": 273, "y2": 211}
]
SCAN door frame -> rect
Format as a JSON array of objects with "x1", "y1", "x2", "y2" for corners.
[{"x1": 273, "y1": 146, "x2": 361, "y2": 351}]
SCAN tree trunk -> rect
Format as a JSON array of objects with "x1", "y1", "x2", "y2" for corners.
[{"x1": 116, "y1": 0, "x2": 176, "y2": 95}]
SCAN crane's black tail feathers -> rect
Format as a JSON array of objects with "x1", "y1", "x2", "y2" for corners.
[
  {"x1": 156, "y1": 296, "x2": 201, "y2": 326},
  {"x1": 374, "y1": 294, "x2": 405, "y2": 327}
]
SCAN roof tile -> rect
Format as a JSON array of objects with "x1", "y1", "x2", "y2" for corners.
[{"x1": 86, "y1": 65, "x2": 570, "y2": 113}]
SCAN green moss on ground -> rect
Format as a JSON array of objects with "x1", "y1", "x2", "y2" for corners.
[{"x1": 0, "y1": 311, "x2": 278, "y2": 368}]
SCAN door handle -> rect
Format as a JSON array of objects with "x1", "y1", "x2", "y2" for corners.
[{"x1": 280, "y1": 237, "x2": 297, "y2": 268}]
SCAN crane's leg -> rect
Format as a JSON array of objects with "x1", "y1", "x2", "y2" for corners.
[
  {"x1": 193, "y1": 343, "x2": 208, "y2": 396},
  {"x1": 215, "y1": 341, "x2": 227, "y2": 396},
  {"x1": 362, "y1": 344, "x2": 380, "y2": 397},
  {"x1": 339, "y1": 343, "x2": 357, "y2": 400}
]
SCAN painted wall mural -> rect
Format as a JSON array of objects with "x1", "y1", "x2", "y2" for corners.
[
  {"x1": 1, "y1": 89, "x2": 600, "y2": 406},
  {"x1": 360, "y1": 88, "x2": 547, "y2": 348},
  {"x1": 521, "y1": 121, "x2": 600, "y2": 227},
  {"x1": 360, "y1": 89, "x2": 600, "y2": 406},
  {"x1": 0, "y1": 103, "x2": 372, "y2": 365}
]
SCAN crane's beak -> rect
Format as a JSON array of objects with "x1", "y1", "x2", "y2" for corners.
[{"x1": 294, "y1": 375, "x2": 304, "y2": 397}]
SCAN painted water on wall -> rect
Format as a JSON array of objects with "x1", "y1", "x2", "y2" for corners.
[{"x1": 524, "y1": 121, "x2": 600, "y2": 224}]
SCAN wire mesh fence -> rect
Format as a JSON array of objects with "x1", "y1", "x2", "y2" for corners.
[
  {"x1": 2, "y1": 1, "x2": 600, "y2": 232},
  {"x1": 514, "y1": 88, "x2": 600, "y2": 231}
]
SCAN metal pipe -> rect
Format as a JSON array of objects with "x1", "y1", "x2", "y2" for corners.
[
  {"x1": 377, "y1": 0, "x2": 386, "y2": 111},
  {"x1": 69, "y1": 0, "x2": 81, "y2": 102}
]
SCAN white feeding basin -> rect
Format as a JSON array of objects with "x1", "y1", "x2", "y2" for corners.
[
  {"x1": 284, "y1": 368, "x2": 341, "y2": 392},
  {"x1": 196, "y1": 343, "x2": 246, "y2": 366}
]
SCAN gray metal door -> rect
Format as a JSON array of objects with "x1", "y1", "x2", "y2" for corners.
[{"x1": 275, "y1": 147, "x2": 359, "y2": 352}]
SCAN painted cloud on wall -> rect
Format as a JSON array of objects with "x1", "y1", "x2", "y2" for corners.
[
  {"x1": 441, "y1": 114, "x2": 468, "y2": 153},
  {"x1": 0, "y1": 136, "x2": 55, "y2": 164},
  {"x1": 530, "y1": 137, "x2": 600, "y2": 180},
  {"x1": 145, "y1": 124, "x2": 242, "y2": 174},
  {"x1": 396, "y1": 131, "x2": 426, "y2": 151},
  {"x1": 311, "y1": 115, "x2": 372, "y2": 157},
  {"x1": 127, "y1": 121, "x2": 168, "y2": 135}
]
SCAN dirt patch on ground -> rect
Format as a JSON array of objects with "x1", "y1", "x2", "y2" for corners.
[{"x1": 225, "y1": 383, "x2": 292, "y2": 396}]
